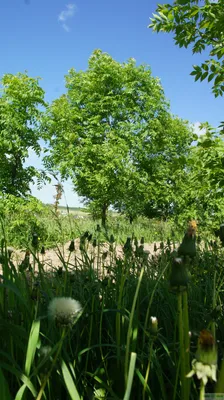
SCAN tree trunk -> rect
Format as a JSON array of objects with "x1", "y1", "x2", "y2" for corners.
[
  {"x1": 129, "y1": 215, "x2": 134, "y2": 224},
  {"x1": 101, "y1": 203, "x2": 108, "y2": 228}
]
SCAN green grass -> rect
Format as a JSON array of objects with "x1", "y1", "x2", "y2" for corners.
[{"x1": 0, "y1": 207, "x2": 224, "y2": 399}]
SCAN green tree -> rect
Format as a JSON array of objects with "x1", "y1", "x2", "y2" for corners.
[
  {"x1": 0, "y1": 72, "x2": 47, "y2": 196},
  {"x1": 149, "y1": 0, "x2": 224, "y2": 97},
  {"x1": 113, "y1": 115, "x2": 195, "y2": 222},
  {"x1": 178, "y1": 124, "x2": 224, "y2": 229},
  {"x1": 43, "y1": 50, "x2": 180, "y2": 226},
  {"x1": 137, "y1": 115, "x2": 195, "y2": 220},
  {"x1": 113, "y1": 168, "x2": 149, "y2": 223}
]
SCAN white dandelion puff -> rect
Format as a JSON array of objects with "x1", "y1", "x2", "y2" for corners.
[
  {"x1": 39, "y1": 345, "x2": 52, "y2": 358},
  {"x1": 48, "y1": 297, "x2": 82, "y2": 327}
]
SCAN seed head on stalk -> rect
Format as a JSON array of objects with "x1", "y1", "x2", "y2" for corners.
[{"x1": 48, "y1": 297, "x2": 82, "y2": 328}]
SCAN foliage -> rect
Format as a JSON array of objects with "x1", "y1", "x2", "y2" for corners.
[
  {"x1": 43, "y1": 50, "x2": 194, "y2": 225},
  {"x1": 149, "y1": 0, "x2": 224, "y2": 97},
  {"x1": 173, "y1": 124, "x2": 224, "y2": 229},
  {"x1": 0, "y1": 72, "x2": 47, "y2": 196},
  {"x1": 0, "y1": 194, "x2": 180, "y2": 248},
  {"x1": 0, "y1": 221, "x2": 224, "y2": 399},
  {"x1": 116, "y1": 116, "x2": 195, "y2": 222},
  {"x1": 0, "y1": 194, "x2": 52, "y2": 247},
  {"x1": 149, "y1": 1, "x2": 224, "y2": 224},
  {"x1": 43, "y1": 49, "x2": 167, "y2": 224},
  {"x1": 138, "y1": 116, "x2": 195, "y2": 220}
]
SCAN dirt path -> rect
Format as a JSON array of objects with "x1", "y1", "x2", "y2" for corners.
[{"x1": 7, "y1": 239, "x2": 173, "y2": 273}]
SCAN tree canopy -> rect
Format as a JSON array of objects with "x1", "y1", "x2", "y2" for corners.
[
  {"x1": 149, "y1": 1, "x2": 224, "y2": 226},
  {"x1": 179, "y1": 124, "x2": 224, "y2": 228},
  {"x1": 0, "y1": 72, "x2": 47, "y2": 196},
  {"x1": 149, "y1": 0, "x2": 224, "y2": 97},
  {"x1": 43, "y1": 50, "x2": 194, "y2": 225}
]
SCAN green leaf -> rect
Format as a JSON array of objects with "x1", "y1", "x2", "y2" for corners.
[
  {"x1": 61, "y1": 360, "x2": 81, "y2": 400},
  {"x1": 0, "y1": 277, "x2": 31, "y2": 313},
  {"x1": 15, "y1": 384, "x2": 27, "y2": 400},
  {"x1": 124, "y1": 353, "x2": 137, "y2": 400},
  {"x1": 176, "y1": 0, "x2": 191, "y2": 4},
  {"x1": 0, "y1": 362, "x2": 37, "y2": 398},
  {"x1": 152, "y1": 13, "x2": 162, "y2": 21},
  {"x1": 200, "y1": 71, "x2": 208, "y2": 81},
  {"x1": 25, "y1": 319, "x2": 40, "y2": 376},
  {"x1": 0, "y1": 368, "x2": 12, "y2": 400},
  {"x1": 202, "y1": 63, "x2": 209, "y2": 71},
  {"x1": 214, "y1": 74, "x2": 224, "y2": 86},
  {"x1": 208, "y1": 73, "x2": 215, "y2": 82},
  {"x1": 148, "y1": 0, "x2": 224, "y2": 97},
  {"x1": 195, "y1": 73, "x2": 201, "y2": 82}
]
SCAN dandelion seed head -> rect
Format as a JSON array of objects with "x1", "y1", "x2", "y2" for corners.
[
  {"x1": 39, "y1": 345, "x2": 52, "y2": 358},
  {"x1": 48, "y1": 297, "x2": 82, "y2": 327},
  {"x1": 174, "y1": 257, "x2": 182, "y2": 264}
]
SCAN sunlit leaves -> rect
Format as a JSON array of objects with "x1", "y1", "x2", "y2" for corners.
[
  {"x1": 149, "y1": 0, "x2": 224, "y2": 96},
  {"x1": 0, "y1": 73, "x2": 47, "y2": 195},
  {"x1": 43, "y1": 50, "x2": 173, "y2": 223}
]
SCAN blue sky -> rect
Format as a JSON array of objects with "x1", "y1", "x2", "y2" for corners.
[{"x1": 1, "y1": 0, "x2": 223, "y2": 207}]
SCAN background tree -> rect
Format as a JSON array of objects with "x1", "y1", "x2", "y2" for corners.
[
  {"x1": 149, "y1": 0, "x2": 224, "y2": 97},
  {"x1": 115, "y1": 115, "x2": 195, "y2": 222},
  {"x1": 44, "y1": 50, "x2": 186, "y2": 226},
  {"x1": 43, "y1": 50, "x2": 195, "y2": 226},
  {"x1": 149, "y1": 0, "x2": 224, "y2": 225},
  {"x1": 0, "y1": 72, "x2": 47, "y2": 196},
  {"x1": 176, "y1": 124, "x2": 224, "y2": 229}
]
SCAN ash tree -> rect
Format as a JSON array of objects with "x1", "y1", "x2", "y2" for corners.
[
  {"x1": 177, "y1": 124, "x2": 224, "y2": 229},
  {"x1": 134, "y1": 114, "x2": 195, "y2": 221},
  {"x1": 0, "y1": 72, "x2": 47, "y2": 196},
  {"x1": 149, "y1": 0, "x2": 224, "y2": 98},
  {"x1": 149, "y1": 0, "x2": 224, "y2": 224},
  {"x1": 43, "y1": 50, "x2": 194, "y2": 226}
]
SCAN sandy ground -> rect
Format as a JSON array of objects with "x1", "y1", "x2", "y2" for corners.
[{"x1": 3, "y1": 239, "x2": 176, "y2": 274}]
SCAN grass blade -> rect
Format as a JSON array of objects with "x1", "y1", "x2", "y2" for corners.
[
  {"x1": 0, "y1": 368, "x2": 12, "y2": 400},
  {"x1": 25, "y1": 319, "x2": 40, "y2": 376},
  {"x1": 124, "y1": 267, "x2": 144, "y2": 382},
  {"x1": 124, "y1": 352, "x2": 137, "y2": 400},
  {"x1": 61, "y1": 360, "x2": 81, "y2": 400}
]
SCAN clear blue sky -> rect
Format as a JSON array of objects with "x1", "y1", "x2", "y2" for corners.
[{"x1": 1, "y1": 0, "x2": 223, "y2": 206}]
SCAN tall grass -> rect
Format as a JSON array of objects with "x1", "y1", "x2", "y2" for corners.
[{"x1": 0, "y1": 215, "x2": 224, "y2": 399}]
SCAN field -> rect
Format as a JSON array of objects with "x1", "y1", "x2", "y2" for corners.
[{"x1": 1, "y1": 205, "x2": 224, "y2": 400}]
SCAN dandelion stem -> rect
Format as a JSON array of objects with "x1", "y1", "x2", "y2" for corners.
[
  {"x1": 182, "y1": 290, "x2": 190, "y2": 400},
  {"x1": 124, "y1": 267, "x2": 144, "y2": 385},
  {"x1": 199, "y1": 380, "x2": 205, "y2": 400},
  {"x1": 211, "y1": 271, "x2": 217, "y2": 340},
  {"x1": 141, "y1": 262, "x2": 169, "y2": 367},
  {"x1": 85, "y1": 295, "x2": 94, "y2": 374},
  {"x1": 116, "y1": 269, "x2": 127, "y2": 367},
  {"x1": 143, "y1": 340, "x2": 153, "y2": 400},
  {"x1": 36, "y1": 327, "x2": 66, "y2": 400},
  {"x1": 178, "y1": 292, "x2": 186, "y2": 400},
  {"x1": 216, "y1": 358, "x2": 224, "y2": 393},
  {"x1": 124, "y1": 352, "x2": 137, "y2": 400}
]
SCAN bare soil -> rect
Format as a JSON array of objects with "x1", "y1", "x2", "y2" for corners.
[{"x1": 7, "y1": 239, "x2": 174, "y2": 273}]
